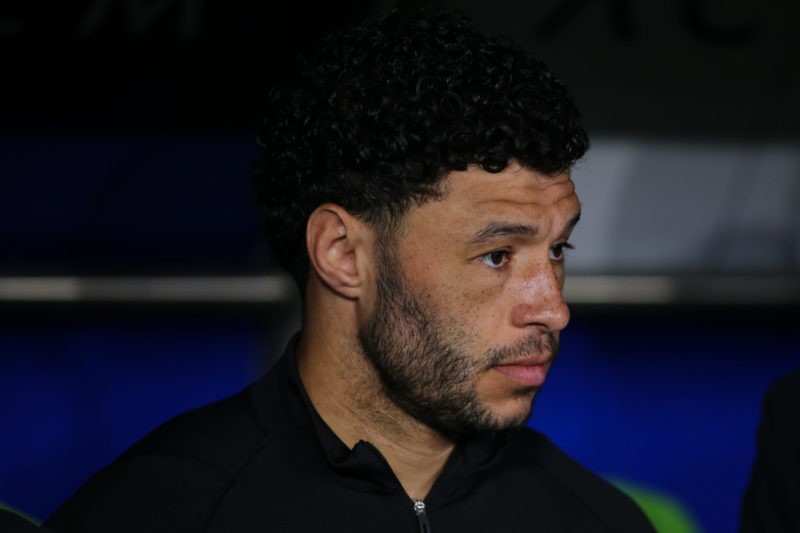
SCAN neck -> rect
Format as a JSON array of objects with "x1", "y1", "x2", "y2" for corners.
[{"x1": 297, "y1": 314, "x2": 455, "y2": 500}]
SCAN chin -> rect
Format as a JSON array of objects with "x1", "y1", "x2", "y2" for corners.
[{"x1": 485, "y1": 394, "x2": 537, "y2": 431}]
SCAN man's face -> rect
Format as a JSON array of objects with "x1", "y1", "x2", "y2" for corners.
[{"x1": 358, "y1": 163, "x2": 581, "y2": 436}]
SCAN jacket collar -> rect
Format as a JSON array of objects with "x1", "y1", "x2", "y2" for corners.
[{"x1": 258, "y1": 333, "x2": 508, "y2": 502}]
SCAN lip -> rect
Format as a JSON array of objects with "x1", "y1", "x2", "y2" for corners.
[{"x1": 491, "y1": 358, "x2": 551, "y2": 387}]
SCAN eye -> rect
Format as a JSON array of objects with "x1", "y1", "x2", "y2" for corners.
[
  {"x1": 549, "y1": 242, "x2": 574, "y2": 262},
  {"x1": 479, "y1": 250, "x2": 510, "y2": 269}
]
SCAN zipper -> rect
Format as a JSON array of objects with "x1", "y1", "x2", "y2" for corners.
[{"x1": 413, "y1": 499, "x2": 431, "y2": 533}]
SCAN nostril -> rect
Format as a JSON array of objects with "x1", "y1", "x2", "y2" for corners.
[{"x1": 511, "y1": 281, "x2": 570, "y2": 331}]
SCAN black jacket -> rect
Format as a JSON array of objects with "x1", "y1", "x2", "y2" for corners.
[
  {"x1": 46, "y1": 339, "x2": 654, "y2": 532},
  {"x1": 740, "y1": 368, "x2": 800, "y2": 532}
]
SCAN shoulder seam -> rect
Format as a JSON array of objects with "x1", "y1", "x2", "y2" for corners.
[
  {"x1": 121, "y1": 450, "x2": 241, "y2": 480},
  {"x1": 201, "y1": 436, "x2": 274, "y2": 532}
]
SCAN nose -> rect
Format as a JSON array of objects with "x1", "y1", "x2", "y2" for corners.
[{"x1": 511, "y1": 262, "x2": 570, "y2": 333}]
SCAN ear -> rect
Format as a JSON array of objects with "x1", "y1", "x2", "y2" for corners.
[{"x1": 306, "y1": 204, "x2": 374, "y2": 299}]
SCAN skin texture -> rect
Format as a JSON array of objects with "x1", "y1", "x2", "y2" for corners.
[
  {"x1": 359, "y1": 240, "x2": 560, "y2": 438},
  {"x1": 298, "y1": 162, "x2": 580, "y2": 499},
  {"x1": 364, "y1": 162, "x2": 579, "y2": 434}
]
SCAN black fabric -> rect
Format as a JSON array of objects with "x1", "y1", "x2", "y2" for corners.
[
  {"x1": 0, "y1": 510, "x2": 54, "y2": 532},
  {"x1": 740, "y1": 368, "x2": 800, "y2": 533},
  {"x1": 46, "y1": 337, "x2": 655, "y2": 532}
]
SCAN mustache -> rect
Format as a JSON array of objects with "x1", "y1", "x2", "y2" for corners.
[{"x1": 483, "y1": 333, "x2": 559, "y2": 368}]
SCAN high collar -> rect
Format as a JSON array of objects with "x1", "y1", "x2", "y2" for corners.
[{"x1": 255, "y1": 333, "x2": 508, "y2": 503}]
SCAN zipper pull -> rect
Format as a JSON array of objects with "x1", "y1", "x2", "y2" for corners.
[{"x1": 413, "y1": 499, "x2": 431, "y2": 533}]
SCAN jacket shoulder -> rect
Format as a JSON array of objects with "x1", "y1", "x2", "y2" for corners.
[
  {"x1": 46, "y1": 390, "x2": 272, "y2": 533},
  {"x1": 510, "y1": 428, "x2": 656, "y2": 532},
  {"x1": 127, "y1": 390, "x2": 272, "y2": 474}
]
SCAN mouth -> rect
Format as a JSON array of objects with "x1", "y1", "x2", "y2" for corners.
[{"x1": 491, "y1": 357, "x2": 551, "y2": 388}]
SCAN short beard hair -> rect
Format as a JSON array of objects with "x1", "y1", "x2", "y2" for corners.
[{"x1": 358, "y1": 241, "x2": 558, "y2": 438}]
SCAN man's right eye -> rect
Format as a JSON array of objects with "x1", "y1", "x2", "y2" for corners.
[{"x1": 479, "y1": 250, "x2": 510, "y2": 269}]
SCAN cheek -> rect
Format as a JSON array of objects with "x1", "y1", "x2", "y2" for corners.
[
  {"x1": 397, "y1": 247, "x2": 511, "y2": 341},
  {"x1": 444, "y1": 295, "x2": 511, "y2": 360},
  {"x1": 458, "y1": 277, "x2": 513, "y2": 323},
  {"x1": 437, "y1": 279, "x2": 503, "y2": 324}
]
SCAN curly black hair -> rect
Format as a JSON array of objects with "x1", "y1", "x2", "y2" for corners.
[{"x1": 253, "y1": 8, "x2": 588, "y2": 289}]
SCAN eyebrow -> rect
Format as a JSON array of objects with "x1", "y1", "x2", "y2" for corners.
[
  {"x1": 467, "y1": 211, "x2": 581, "y2": 245},
  {"x1": 565, "y1": 211, "x2": 582, "y2": 231},
  {"x1": 467, "y1": 222, "x2": 539, "y2": 245}
]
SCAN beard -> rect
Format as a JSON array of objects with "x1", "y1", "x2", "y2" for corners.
[{"x1": 358, "y1": 247, "x2": 559, "y2": 438}]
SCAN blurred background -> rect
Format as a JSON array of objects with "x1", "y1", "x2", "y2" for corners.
[{"x1": 1, "y1": 1, "x2": 798, "y2": 531}]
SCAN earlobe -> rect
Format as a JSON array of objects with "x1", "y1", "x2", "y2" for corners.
[{"x1": 306, "y1": 204, "x2": 371, "y2": 298}]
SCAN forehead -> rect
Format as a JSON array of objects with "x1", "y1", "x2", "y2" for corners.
[
  {"x1": 447, "y1": 163, "x2": 575, "y2": 207},
  {"x1": 404, "y1": 163, "x2": 579, "y2": 232}
]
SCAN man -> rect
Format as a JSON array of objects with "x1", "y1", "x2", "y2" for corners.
[
  {"x1": 740, "y1": 368, "x2": 800, "y2": 532},
  {"x1": 47, "y1": 9, "x2": 654, "y2": 532}
]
